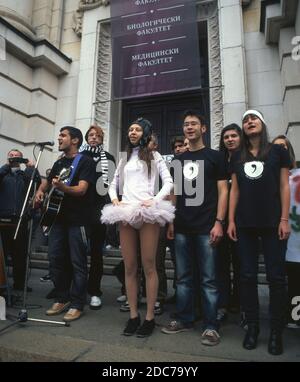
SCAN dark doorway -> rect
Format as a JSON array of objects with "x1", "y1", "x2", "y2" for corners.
[{"x1": 121, "y1": 89, "x2": 209, "y2": 155}]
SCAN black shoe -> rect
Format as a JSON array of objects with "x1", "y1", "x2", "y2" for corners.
[
  {"x1": 243, "y1": 324, "x2": 260, "y2": 350},
  {"x1": 154, "y1": 301, "x2": 164, "y2": 316},
  {"x1": 136, "y1": 319, "x2": 155, "y2": 338},
  {"x1": 123, "y1": 315, "x2": 141, "y2": 336},
  {"x1": 268, "y1": 330, "x2": 283, "y2": 355},
  {"x1": 46, "y1": 288, "x2": 57, "y2": 299}
]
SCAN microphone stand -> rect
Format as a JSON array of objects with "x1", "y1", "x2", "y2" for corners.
[{"x1": 0, "y1": 144, "x2": 68, "y2": 335}]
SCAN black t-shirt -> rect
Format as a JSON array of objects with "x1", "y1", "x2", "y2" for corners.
[
  {"x1": 230, "y1": 144, "x2": 290, "y2": 228},
  {"x1": 173, "y1": 147, "x2": 227, "y2": 234},
  {"x1": 48, "y1": 155, "x2": 96, "y2": 226}
]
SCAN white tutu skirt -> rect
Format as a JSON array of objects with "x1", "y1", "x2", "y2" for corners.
[{"x1": 101, "y1": 200, "x2": 175, "y2": 229}]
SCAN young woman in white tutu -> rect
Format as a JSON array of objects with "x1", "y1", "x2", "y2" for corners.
[{"x1": 101, "y1": 118, "x2": 174, "y2": 337}]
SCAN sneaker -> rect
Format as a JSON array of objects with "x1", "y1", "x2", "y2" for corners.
[
  {"x1": 120, "y1": 301, "x2": 130, "y2": 312},
  {"x1": 123, "y1": 315, "x2": 141, "y2": 336},
  {"x1": 63, "y1": 308, "x2": 83, "y2": 322},
  {"x1": 136, "y1": 319, "x2": 155, "y2": 337},
  {"x1": 117, "y1": 294, "x2": 127, "y2": 303},
  {"x1": 89, "y1": 296, "x2": 102, "y2": 310},
  {"x1": 201, "y1": 329, "x2": 220, "y2": 346},
  {"x1": 46, "y1": 301, "x2": 71, "y2": 316},
  {"x1": 161, "y1": 320, "x2": 193, "y2": 334},
  {"x1": 154, "y1": 301, "x2": 164, "y2": 316},
  {"x1": 40, "y1": 274, "x2": 51, "y2": 282}
]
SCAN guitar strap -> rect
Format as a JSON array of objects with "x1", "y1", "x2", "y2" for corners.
[{"x1": 66, "y1": 154, "x2": 83, "y2": 186}]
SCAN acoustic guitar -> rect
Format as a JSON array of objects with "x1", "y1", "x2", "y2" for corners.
[{"x1": 40, "y1": 167, "x2": 71, "y2": 236}]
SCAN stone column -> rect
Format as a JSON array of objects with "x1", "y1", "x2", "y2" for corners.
[
  {"x1": 218, "y1": 0, "x2": 247, "y2": 126},
  {"x1": 282, "y1": 3, "x2": 300, "y2": 160},
  {"x1": 0, "y1": 0, "x2": 35, "y2": 37}
]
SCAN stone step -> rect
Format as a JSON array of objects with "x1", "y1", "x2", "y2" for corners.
[
  {"x1": 32, "y1": 247, "x2": 266, "y2": 263},
  {"x1": 31, "y1": 249, "x2": 267, "y2": 272},
  {"x1": 29, "y1": 258, "x2": 269, "y2": 284},
  {"x1": 30, "y1": 248, "x2": 268, "y2": 284}
]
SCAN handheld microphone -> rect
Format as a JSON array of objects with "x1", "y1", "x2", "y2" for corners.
[{"x1": 36, "y1": 141, "x2": 55, "y2": 146}]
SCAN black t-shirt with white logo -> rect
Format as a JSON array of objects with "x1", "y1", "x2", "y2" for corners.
[
  {"x1": 230, "y1": 144, "x2": 290, "y2": 228},
  {"x1": 173, "y1": 147, "x2": 227, "y2": 234},
  {"x1": 48, "y1": 155, "x2": 96, "y2": 226}
]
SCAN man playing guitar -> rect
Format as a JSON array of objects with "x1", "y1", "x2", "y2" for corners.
[{"x1": 35, "y1": 126, "x2": 95, "y2": 322}]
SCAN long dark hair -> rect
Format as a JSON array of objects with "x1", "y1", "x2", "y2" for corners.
[
  {"x1": 240, "y1": 112, "x2": 271, "y2": 162},
  {"x1": 126, "y1": 121, "x2": 154, "y2": 175},
  {"x1": 219, "y1": 124, "x2": 242, "y2": 160}
]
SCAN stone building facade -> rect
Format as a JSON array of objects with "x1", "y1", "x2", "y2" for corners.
[{"x1": 0, "y1": 0, "x2": 299, "y2": 174}]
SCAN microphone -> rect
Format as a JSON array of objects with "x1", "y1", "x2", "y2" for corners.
[{"x1": 36, "y1": 141, "x2": 55, "y2": 146}]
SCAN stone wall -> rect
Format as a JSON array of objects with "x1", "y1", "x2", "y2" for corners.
[
  {"x1": 243, "y1": 0, "x2": 284, "y2": 139},
  {"x1": 0, "y1": 12, "x2": 72, "y2": 174},
  {"x1": 0, "y1": 0, "x2": 82, "y2": 173},
  {"x1": 218, "y1": 0, "x2": 247, "y2": 130},
  {"x1": 1, "y1": 0, "x2": 300, "y2": 167},
  {"x1": 54, "y1": 0, "x2": 81, "y2": 151},
  {"x1": 283, "y1": 2, "x2": 300, "y2": 160}
]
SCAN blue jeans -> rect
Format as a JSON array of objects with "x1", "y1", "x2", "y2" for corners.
[
  {"x1": 175, "y1": 233, "x2": 219, "y2": 330},
  {"x1": 236, "y1": 227, "x2": 287, "y2": 330},
  {"x1": 48, "y1": 224, "x2": 89, "y2": 311}
]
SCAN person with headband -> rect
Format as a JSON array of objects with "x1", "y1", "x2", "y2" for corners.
[
  {"x1": 272, "y1": 135, "x2": 300, "y2": 329},
  {"x1": 228, "y1": 110, "x2": 291, "y2": 355},
  {"x1": 101, "y1": 117, "x2": 174, "y2": 337}
]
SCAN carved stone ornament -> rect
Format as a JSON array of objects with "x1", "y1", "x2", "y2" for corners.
[
  {"x1": 207, "y1": 7, "x2": 223, "y2": 150},
  {"x1": 73, "y1": 0, "x2": 110, "y2": 37}
]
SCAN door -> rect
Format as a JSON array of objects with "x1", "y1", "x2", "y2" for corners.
[{"x1": 121, "y1": 89, "x2": 210, "y2": 155}]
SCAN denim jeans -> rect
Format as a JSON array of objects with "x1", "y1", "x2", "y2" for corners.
[
  {"x1": 48, "y1": 223, "x2": 89, "y2": 310},
  {"x1": 236, "y1": 227, "x2": 287, "y2": 330},
  {"x1": 175, "y1": 233, "x2": 218, "y2": 330}
]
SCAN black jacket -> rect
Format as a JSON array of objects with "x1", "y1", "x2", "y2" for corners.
[{"x1": 0, "y1": 164, "x2": 39, "y2": 221}]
